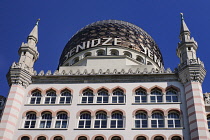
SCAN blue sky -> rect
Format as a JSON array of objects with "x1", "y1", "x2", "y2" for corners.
[{"x1": 0, "y1": 1, "x2": 210, "y2": 97}]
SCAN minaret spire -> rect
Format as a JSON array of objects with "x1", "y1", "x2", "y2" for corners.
[
  {"x1": 179, "y1": 13, "x2": 191, "y2": 42},
  {"x1": 27, "y1": 18, "x2": 40, "y2": 44}
]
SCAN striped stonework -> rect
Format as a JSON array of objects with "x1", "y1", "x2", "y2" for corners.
[
  {"x1": 185, "y1": 82, "x2": 210, "y2": 140},
  {"x1": 0, "y1": 85, "x2": 25, "y2": 140}
]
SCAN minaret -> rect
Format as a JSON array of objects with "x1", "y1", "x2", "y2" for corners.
[
  {"x1": 18, "y1": 19, "x2": 39, "y2": 71},
  {"x1": 0, "y1": 20, "x2": 39, "y2": 140},
  {"x1": 177, "y1": 13, "x2": 209, "y2": 140},
  {"x1": 7, "y1": 19, "x2": 39, "y2": 87}
]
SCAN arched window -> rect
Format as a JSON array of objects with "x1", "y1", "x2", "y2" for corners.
[
  {"x1": 135, "y1": 88, "x2": 147, "y2": 103},
  {"x1": 136, "y1": 56, "x2": 144, "y2": 63},
  {"x1": 60, "y1": 90, "x2": 71, "y2": 104},
  {"x1": 78, "y1": 136, "x2": 87, "y2": 140},
  {"x1": 207, "y1": 115, "x2": 210, "y2": 129},
  {"x1": 124, "y1": 51, "x2": 132, "y2": 57},
  {"x1": 73, "y1": 57, "x2": 79, "y2": 64},
  {"x1": 84, "y1": 52, "x2": 92, "y2": 57},
  {"x1": 166, "y1": 89, "x2": 178, "y2": 102},
  {"x1": 112, "y1": 89, "x2": 125, "y2": 103},
  {"x1": 97, "y1": 50, "x2": 105, "y2": 56},
  {"x1": 37, "y1": 136, "x2": 46, "y2": 140},
  {"x1": 21, "y1": 136, "x2": 30, "y2": 140},
  {"x1": 97, "y1": 89, "x2": 109, "y2": 103},
  {"x1": 78, "y1": 112, "x2": 91, "y2": 128},
  {"x1": 150, "y1": 89, "x2": 162, "y2": 103},
  {"x1": 24, "y1": 112, "x2": 36, "y2": 128},
  {"x1": 151, "y1": 112, "x2": 164, "y2": 128},
  {"x1": 39, "y1": 112, "x2": 52, "y2": 128},
  {"x1": 154, "y1": 136, "x2": 164, "y2": 140},
  {"x1": 171, "y1": 136, "x2": 181, "y2": 140},
  {"x1": 45, "y1": 90, "x2": 56, "y2": 104},
  {"x1": 137, "y1": 136, "x2": 146, "y2": 140},
  {"x1": 55, "y1": 112, "x2": 68, "y2": 128},
  {"x1": 30, "y1": 90, "x2": 41, "y2": 104},
  {"x1": 135, "y1": 111, "x2": 148, "y2": 128},
  {"x1": 168, "y1": 112, "x2": 181, "y2": 128},
  {"x1": 95, "y1": 136, "x2": 104, "y2": 140},
  {"x1": 94, "y1": 111, "x2": 107, "y2": 128},
  {"x1": 111, "y1": 136, "x2": 121, "y2": 140},
  {"x1": 81, "y1": 89, "x2": 94, "y2": 103},
  {"x1": 110, "y1": 50, "x2": 119, "y2": 56},
  {"x1": 54, "y1": 136, "x2": 63, "y2": 140},
  {"x1": 110, "y1": 111, "x2": 124, "y2": 128}
]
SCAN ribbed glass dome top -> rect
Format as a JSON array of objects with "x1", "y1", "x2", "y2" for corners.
[{"x1": 59, "y1": 20, "x2": 163, "y2": 66}]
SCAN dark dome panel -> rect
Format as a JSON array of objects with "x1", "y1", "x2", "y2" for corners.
[{"x1": 59, "y1": 20, "x2": 163, "y2": 66}]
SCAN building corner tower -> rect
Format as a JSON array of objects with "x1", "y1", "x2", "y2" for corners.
[
  {"x1": 0, "y1": 20, "x2": 39, "y2": 140},
  {"x1": 176, "y1": 13, "x2": 209, "y2": 140}
]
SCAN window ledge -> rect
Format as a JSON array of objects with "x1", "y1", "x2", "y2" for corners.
[
  {"x1": 74, "y1": 128, "x2": 125, "y2": 130},
  {"x1": 77, "y1": 103, "x2": 126, "y2": 105},
  {"x1": 25, "y1": 104, "x2": 71, "y2": 106},
  {"x1": 132, "y1": 127, "x2": 183, "y2": 130},
  {"x1": 18, "y1": 128, "x2": 68, "y2": 130},
  {"x1": 132, "y1": 102, "x2": 181, "y2": 105}
]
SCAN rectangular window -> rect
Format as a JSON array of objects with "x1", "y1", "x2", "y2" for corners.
[
  {"x1": 86, "y1": 120, "x2": 91, "y2": 128},
  {"x1": 94, "y1": 120, "x2": 100, "y2": 128},
  {"x1": 111, "y1": 121, "x2": 116, "y2": 128},
  {"x1": 168, "y1": 120, "x2": 173, "y2": 127},
  {"x1": 78, "y1": 121, "x2": 84, "y2": 128}
]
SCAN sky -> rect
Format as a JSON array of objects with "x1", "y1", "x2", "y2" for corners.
[{"x1": 0, "y1": 0, "x2": 210, "y2": 97}]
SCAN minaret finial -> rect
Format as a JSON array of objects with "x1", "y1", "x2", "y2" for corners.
[
  {"x1": 180, "y1": 13, "x2": 184, "y2": 20},
  {"x1": 179, "y1": 13, "x2": 190, "y2": 39},
  {"x1": 36, "y1": 18, "x2": 40, "y2": 25}
]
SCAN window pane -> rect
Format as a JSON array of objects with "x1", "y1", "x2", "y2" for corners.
[
  {"x1": 173, "y1": 96, "x2": 178, "y2": 102},
  {"x1": 142, "y1": 120, "x2": 147, "y2": 127},
  {"x1": 135, "y1": 120, "x2": 140, "y2": 128},
  {"x1": 40, "y1": 121, "x2": 45, "y2": 128},
  {"x1": 62, "y1": 121, "x2": 67, "y2": 128},
  {"x1": 158, "y1": 120, "x2": 164, "y2": 127},
  {"x1": 103, "y1": 97, "x2": 108, "y2": 103},
  {"x1": 142, "y1": 96, "x2": 147, "y2": 102},
  {"x1": 118, "y1": 120, "x2": 123, "y2": 128},
  {"x1": 135, "y1": 96, "x2": 140, "y2": 103},
  {"x1": 175, "y1": 120, "x2": 181, "y2": 127},
  {"x1": 111, "y1": 121, "x2": 116, "y2": 128},
  {"x1": 59, "y1": 97, "x2": 65, "y2": 103},
  {"x1": 78, "y1": 121, "x2": 84, "y2": 128},
  {"x1": 150, "y1": 96, "x2": 155, "y2": 102},
  {"x1": 112, "y1": 97, "x2": 117, "y2": 103},
  {"x1": 101, "y1": 120, "x2": 107, "y2": 128},
  {"x1": 82, "y1": 97, "x2": 87, "y2": 103},
  {"x1": 86, "y1": 120, "x2": 91, "y2": 128},
  {"x1": 119, "y1": 97, "x2": 124, "y2": 103},
  {"x1": 157, "y1": 96, "x2": 162, "y2": 102},
  {"x1": 97, "y1": 97, "x2": 102, "y2": 103},
  {"x1": 88, "y1": 97, "x2": 93, "y2": 103},
  {"x1": 151, "y1": 120, "x2": 157, "y2": 127},
  {"x1": 24, "y1": 121, "x2": 30, "y2": 128},
  {"x1": 94, "y1": 120, "x2": 100, "y2": 128},
  {"x1": 55, "y1": 121, "x2": 61, "y2": 128}
]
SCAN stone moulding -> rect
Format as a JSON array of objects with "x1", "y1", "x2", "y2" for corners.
[{"x1": 33, "y1": 68, "x2": 173, "y2": 76}]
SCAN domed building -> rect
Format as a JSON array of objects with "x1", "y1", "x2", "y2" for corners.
[{"x1": 0, "y1": 15, "x2": 210, "y2": 140}]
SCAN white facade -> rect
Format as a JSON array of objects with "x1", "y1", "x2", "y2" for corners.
[{"x1": 0, "y1": 16, "x2": 209, "y2": 140}]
